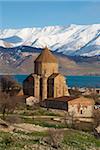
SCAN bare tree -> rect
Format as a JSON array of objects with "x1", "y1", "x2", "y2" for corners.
[
  {"x1": 93, "y1": 109, "x2": 100, "y2": 127},
  {"x1": 0, "y1": 75, "x2": 21, "y2": 95},
  {"x1": 64, "y1": 111, "x2": 75, "y2": 129},
  {"x1": 0, "y1": 92, "x2": 18, "y2": 119},
  {"x1": 43, "y1": 129, "x2": 63, "y2": 149}
]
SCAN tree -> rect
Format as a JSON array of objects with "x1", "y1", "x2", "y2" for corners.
[
  {"x1": 64, "y1": 111, "x2": 75, "y2": 128},
  {"x1": 0, "y1": 92, "x2": 17, "y2": 119},
  {"x1": 93, "y1": 109, "x2": 100, "y2": 127},
  {"x1": 0, "y1": 75, "x2": 21, "y2": 95},
  {"x1": 43, "y1": 129, "x2": 63, "y2": 149}
]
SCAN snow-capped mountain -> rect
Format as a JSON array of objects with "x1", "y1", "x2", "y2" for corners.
[{"x1": 0, "y1": 24, "x2": 100, "y2": 57}]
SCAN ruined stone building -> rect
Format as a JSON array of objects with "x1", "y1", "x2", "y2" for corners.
[
  {"x1": 41, "y1": 96, "x2": 94, "y2": 118},
  {"x1": 23, "y1": 47, "x2": 69, "y2": 100}
]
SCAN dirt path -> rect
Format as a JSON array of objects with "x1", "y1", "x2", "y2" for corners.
[{"x1": 13, "y1": 123, "x2": 49, "y2": 132}]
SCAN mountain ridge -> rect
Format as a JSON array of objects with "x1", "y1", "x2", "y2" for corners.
[
  {"x1": 0, "y1": 24, "x2": 100, "y2": 75},
  {"x1": 0, "y1": 24, "x2": 100, "y2": 57},
  {"x1": 0, "y1": 45, "x2": 100, "y2": 75}
]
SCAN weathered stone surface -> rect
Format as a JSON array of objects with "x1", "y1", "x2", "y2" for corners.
[
  {"x1": 68, "y1": 96, "x2": 94, "y2": 118},
  {"x1": 26, "y1": 96, "x2": 39, "y2": 106},
  {"x1": 0, "y1": 118, "x2": 15, "y2": 132},
  {"x1": 95, "y1": 125, "x2": 100, "y2": 134}
]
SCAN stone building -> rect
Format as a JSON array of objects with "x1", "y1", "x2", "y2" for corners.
[
  {"x1": 41, "y1": 96, "x2": 94, "y2": 118},
  {"x1": 23, "y1": 47, "x2": 69, "y2": 100},
  {"x1": 68, "y1": 96, "x2": 94, "y2": 117}
]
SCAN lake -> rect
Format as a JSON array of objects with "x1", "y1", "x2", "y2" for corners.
[{"x1": 14, "y1": 75, "x2": 100, "y2": 88}]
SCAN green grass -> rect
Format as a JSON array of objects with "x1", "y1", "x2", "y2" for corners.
[
  {"x1": 0, "y1": 130, "x2": 47, "y2": 150},
  {"x1": 0, "y1": 129, "x2": 100, "y2": 150},
  {"x1": 22, "y1": 117, "x2": 66, "y2": 128},
  {"x1": 15, "y1": 130, "x2": 48, "y2": 137},
  {"x1": 0, "y1": 131, "x2": 23, "y2": 150},
  {"x1": 19, "y1": 107, "x2": 61, "y2": 117},
  {"x1": 32, "y1": 120, "x2": 66, "y2": 128},
  {"x1": 21, "y1": 116, "x2": 94, "y2": 131},
  {"x1": 63, "y1": 130, "x2": 100, "y2": 150}
]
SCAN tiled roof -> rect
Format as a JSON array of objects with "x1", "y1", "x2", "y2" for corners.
[
  {"x1": 34, "y1": 47, "x2": 57, "y2": 63},
  {"x1": 68, "y1": 96, "x2": 95, "y2": 105},
  {"x1": 48, "y1": 73, "x2": 60, "y2": 79},
  {"x1": 45, "y1": 96, "x2": 76, "y2": 102}
]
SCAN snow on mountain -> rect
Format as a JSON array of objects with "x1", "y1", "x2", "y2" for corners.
[
  {"x1": 0, "y1": 24, "x2": 100, "y2": 57},
  {"x1": 0, "y1": 40, "x2": 5, "y2": 47},
  {"x1": 0, "y1": 39, "x2": 13, "y2": 48},
  {"x1": 1, "y1": 36, "x2": 22, "y2": 43}
]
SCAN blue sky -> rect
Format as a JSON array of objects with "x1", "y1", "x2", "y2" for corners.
[{"x1": 0, "y1": 0, "x2": 100, "y2": 29}]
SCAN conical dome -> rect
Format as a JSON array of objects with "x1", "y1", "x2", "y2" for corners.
[{"x1": 34, "y1": 47, "x2": 57, "y2": 63}]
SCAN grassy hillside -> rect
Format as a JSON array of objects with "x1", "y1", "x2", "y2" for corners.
[{"x1": 0, "y1": 129, "x2": 99, "y2": 150}]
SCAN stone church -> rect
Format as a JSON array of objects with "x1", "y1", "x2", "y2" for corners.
[{"x1": 23, "y1": 47, "x2": 69, "y2": 100}]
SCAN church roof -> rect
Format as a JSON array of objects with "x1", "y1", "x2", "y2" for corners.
[
  {"x1": 48, "y1": 73, "x2": 60, "y2": 79},
  {"x1": 46, "y1": 96, "x2": 75, "y2": 102},
  {"x1": 34, "y1": 47, "x2": 57, "y2": 63}
]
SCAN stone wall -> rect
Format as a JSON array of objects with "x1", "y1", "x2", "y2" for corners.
[
  {"x1": 68, "y1": 104, "x2": 94, "y2": 117},
  {"x1": 68, "y1": 97, "x2": 94, "y2": 118},
  {"x1": 41, "y1": 100, "x2": 68, "y2": 110},
  {"x1": 54, "y1": 75, "x2": 69, "y2": 98},
  {"x1": 41, "y1": 63, "x2": 58, "y2": 77},
  {"x1": 34, "y1": 62, "x2": 58, "y2": 77}
]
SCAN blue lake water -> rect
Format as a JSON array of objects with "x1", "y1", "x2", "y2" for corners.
[{"x1": 14, "y1": 75, "x2": 100, "y2": 88}]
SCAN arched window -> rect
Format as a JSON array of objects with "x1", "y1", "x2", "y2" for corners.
[{"x1": 80, "y1": 110, "x2": 83, "y2": 114}]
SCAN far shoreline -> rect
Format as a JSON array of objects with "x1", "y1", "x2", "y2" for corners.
[{"x1": 1, "y1": 74, "x2": 100, "y2": 88}]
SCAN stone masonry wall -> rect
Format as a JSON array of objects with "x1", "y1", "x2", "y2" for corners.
[{"x1": 68, "y1": 104, "x2": 94, "y2": 117}]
